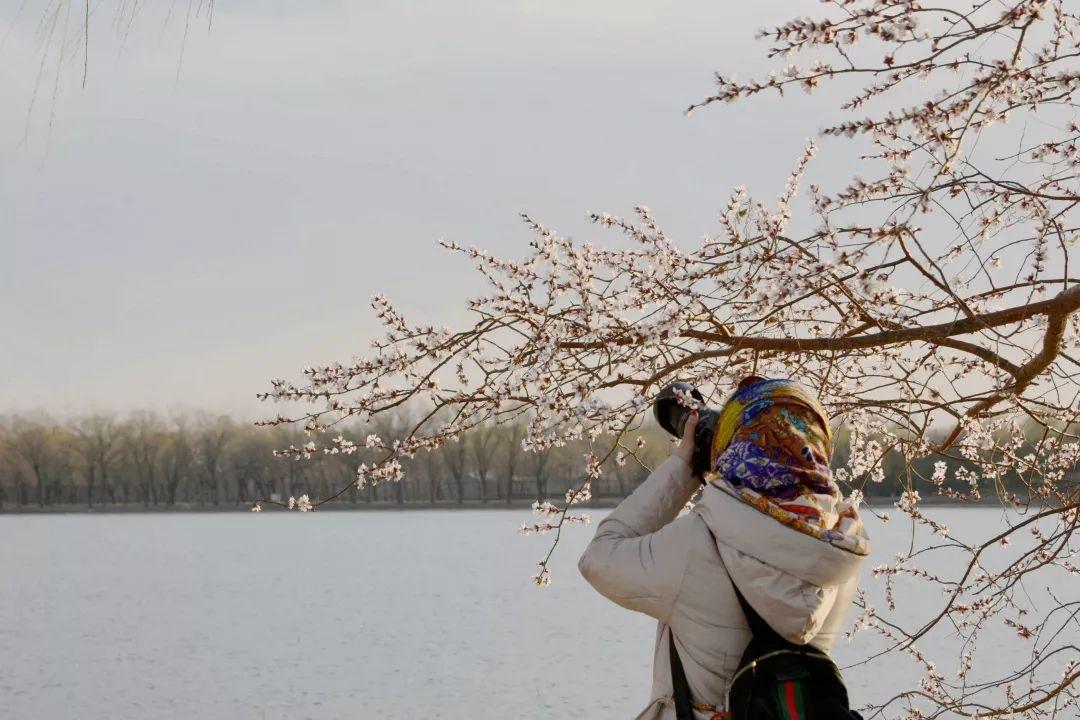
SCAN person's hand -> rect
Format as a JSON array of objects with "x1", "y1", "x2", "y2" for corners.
[{"x1": 675, "y1": 410, "x2": 699, "y2": 469}]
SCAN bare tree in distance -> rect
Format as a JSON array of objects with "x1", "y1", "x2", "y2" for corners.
[
  {"x1": 469, "y1": 423, "x2": 500, "y2": 503},
  {"x1": 262, "y1": 1, "x2": 1080, "y2": 716},
  {"x1": 193, "y1": 413, "x2": 232, "y2": 507},
  {"x1": 419, "y1": 436, "x2": 447, "y2": 506},
  {"x1": 72, "y1": 414, "x2": 121, "y2": 508},
  {"x1": 6, "y1": 414, "x2": 57, "y2": 507},
  {"x1": 500, "y1": 422, "x2": 526, "y2": 505},
  {"x1": 125, "y1": 410, "x2": 163, "y2": 507},
  {"x1": 160, "y1": 416, "x2": 193, "y2": 506},
  {"x1": 444, "y1": 433, "x2": 469, "y2": 504}
]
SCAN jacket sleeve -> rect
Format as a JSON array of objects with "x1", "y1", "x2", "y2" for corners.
[{"x1": 577, "y1": 455, "x2": 700, "y2": 621}]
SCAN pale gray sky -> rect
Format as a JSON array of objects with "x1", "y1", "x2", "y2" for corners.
[{"x1": 2, "y1": 0, "x2": 854, "y2": 417}]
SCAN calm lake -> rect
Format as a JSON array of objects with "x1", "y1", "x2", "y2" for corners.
[{"x1": 0, "y1": 507, "x2": 1048, "y2": 719}]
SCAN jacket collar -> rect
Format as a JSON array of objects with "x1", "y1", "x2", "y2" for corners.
[{"x1": 694, "y1": 482, "x2": 869, "y2": 588}]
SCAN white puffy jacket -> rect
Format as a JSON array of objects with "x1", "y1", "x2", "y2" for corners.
[{"x1": 578, "y1": 455, "x2": 870, "y2": 719}]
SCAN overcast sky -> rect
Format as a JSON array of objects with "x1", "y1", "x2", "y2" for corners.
[{"x1": 1, "y1": 0, "x2": 857, "y2": 417}]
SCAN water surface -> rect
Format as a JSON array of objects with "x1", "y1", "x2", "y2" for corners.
[{"x1": 0, "y1": 507, "x2": 1044, "y2": 719}]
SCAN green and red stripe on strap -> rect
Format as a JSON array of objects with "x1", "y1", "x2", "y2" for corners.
[{"x1": 778, "y1": 680, "x2": 806, "y2": 720}]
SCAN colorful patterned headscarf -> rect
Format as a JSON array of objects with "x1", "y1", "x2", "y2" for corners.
[{"x1": 710, "y1": 376, "x2": 842, "y2": 531}]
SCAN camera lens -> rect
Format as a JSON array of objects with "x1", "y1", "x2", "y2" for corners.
[
  {"x1": 654, "y1": 381, "x2": 719, "y2": 478},
  {"x1": 653, "y1": 381, "x2": 704, "y2": 438}
]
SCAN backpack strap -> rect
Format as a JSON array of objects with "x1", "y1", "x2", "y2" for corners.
[
  {"x1": 668, "y1": 629, "x2": 695, "y2": 720},
  {"x1": 727, "y1": 578, "x2": 786, "y2": 646}
]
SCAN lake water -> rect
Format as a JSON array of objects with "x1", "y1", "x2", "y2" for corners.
[{"x1": 0, "y1": 507, "x2": 1062, "y2": 719}]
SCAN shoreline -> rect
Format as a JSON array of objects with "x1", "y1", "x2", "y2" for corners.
[{"x1": 0, "y1": 495, "x2": 1006, "y2": 515}]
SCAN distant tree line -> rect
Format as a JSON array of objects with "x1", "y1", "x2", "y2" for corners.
[
  {"x1": 0, "y1": 411, "x2": 1072, "y2": 510},
  {"x1": 0, "y1": 411, "x2": 674, "y2": 510}
]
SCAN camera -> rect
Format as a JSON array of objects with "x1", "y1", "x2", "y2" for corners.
[{"x1": 652, "y1": 381, "x2": 718, "y2": 478}]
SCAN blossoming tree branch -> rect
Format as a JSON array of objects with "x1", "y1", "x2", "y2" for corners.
[{"x1": 261, "y1": 2, "x2": 1079, "y2": 716}]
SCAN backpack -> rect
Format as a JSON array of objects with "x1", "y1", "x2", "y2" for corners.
[{"x1": 669, "y1": 580, "x2": 862, "y2": 720}]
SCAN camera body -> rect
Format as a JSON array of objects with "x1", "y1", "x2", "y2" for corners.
[{"x1": 652, "y1": 381, "x2": 718, "y2": 478}]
